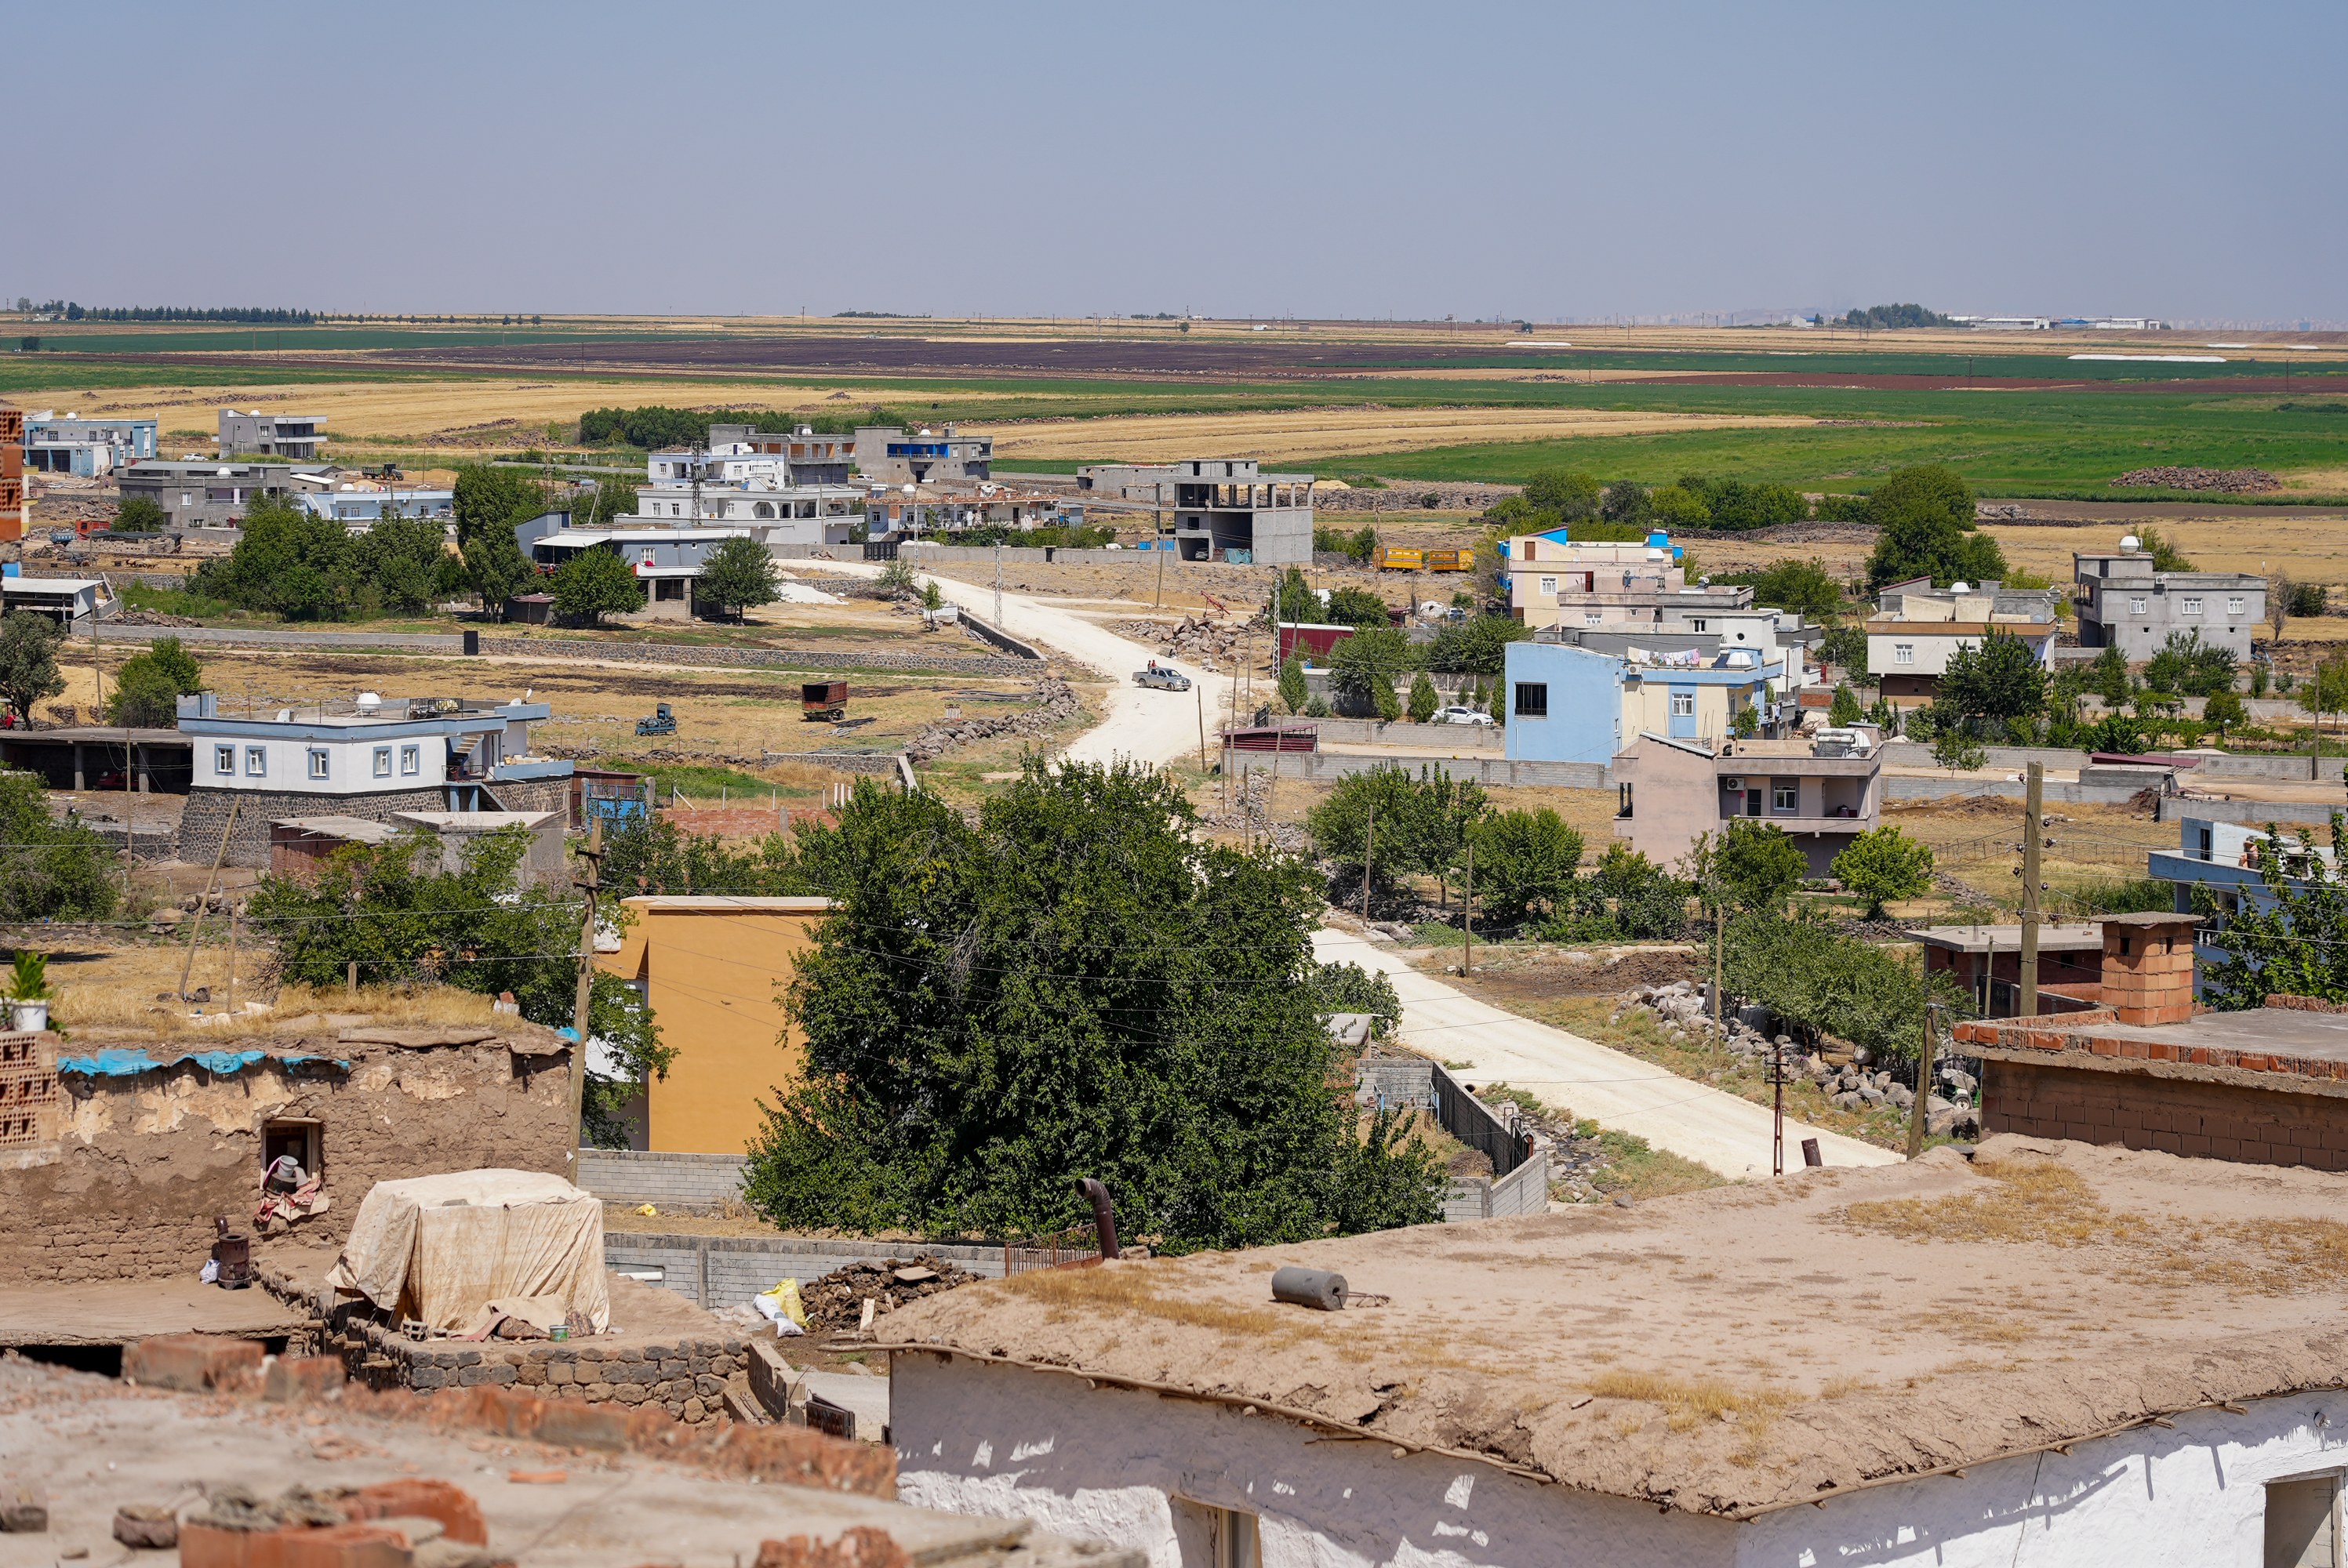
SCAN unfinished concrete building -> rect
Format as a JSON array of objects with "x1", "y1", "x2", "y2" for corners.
[{"x1": 1075, "y1": 459, "x2": 1313, "y2": 564}]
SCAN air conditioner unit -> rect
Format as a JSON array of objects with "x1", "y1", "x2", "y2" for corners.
[{"x1": 1723, "y1": 777, "x2": 1744, "y2": 792}]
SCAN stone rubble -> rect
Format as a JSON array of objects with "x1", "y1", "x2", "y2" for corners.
[{"x1": 904, "y1": 678, "x2": 1078, "y2": 764}]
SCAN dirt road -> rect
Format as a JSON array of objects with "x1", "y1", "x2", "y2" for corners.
[
  {"x1": 1311, "y1": 927, "x2": 1898, "y2": 1180},
  {"x1": 822, "y1": 562, "x2": 1230, "y2": 771}
]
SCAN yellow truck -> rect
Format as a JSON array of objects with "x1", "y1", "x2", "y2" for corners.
[{"x1": 1372, "y1": 544, "x2": 1474, "y2": 572}]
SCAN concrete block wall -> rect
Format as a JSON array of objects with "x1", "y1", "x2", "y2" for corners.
[
  {"x1": 1442, "y1": 1148, "x2": 1550, "y2": 1221},
  {"x1": 2157, "y1": 797, "x2": 2345, "y2": 827},
  {"x1": 577, "y1": 1149, "x2": 748, "y2": 1207},
  {"x1": 607, "y1": 1232, "x2": 1026, "y2": 1311},
  {"x1": 1983, "y1": 1059, "x2": 2348, "y2": 1171}
]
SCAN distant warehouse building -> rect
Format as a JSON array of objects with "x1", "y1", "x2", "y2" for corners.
[{"x1": 1076, "y1": 459, "x2": 1314, "y2": 565}]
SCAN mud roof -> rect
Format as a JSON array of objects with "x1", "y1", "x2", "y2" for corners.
[{"x1": 881, "y1": 1135, "x2": 2348, "y2": 1519}]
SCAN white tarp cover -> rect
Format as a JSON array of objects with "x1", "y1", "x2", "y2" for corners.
[{"x1": 325, "y1": 1168, "x2": 610, "y2": 1333}]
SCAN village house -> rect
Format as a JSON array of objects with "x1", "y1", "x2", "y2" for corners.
[
  {"x1": 1612, "y1": 728, "x2": 1881, "y2": 876},
  {"x1": 882, "y1": 1136, "x2": 2348, "y2": 1567},
  {"x1": 1865, "y1": 576, "x2": 2059, "y2": 704}
]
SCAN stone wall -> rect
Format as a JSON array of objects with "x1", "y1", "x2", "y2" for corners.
[
  {"x1": 1983, "y1": 1057, "x2": 2348, "y2": 1170},
  {"x1": 177, "y1": 784, "x2": 447, "y2": 866},
  {"x1": 482, "y1": 775, "x2": 570, "y2": 817},
  {"x1": 479, "y1": 635, "x2": 1035, "y2": 677},
  {"x1": 2, "y1": 1029, "x2": 573, "y2": 1283}
]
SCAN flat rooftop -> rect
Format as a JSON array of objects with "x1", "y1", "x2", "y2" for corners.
[
  {"x1": 883, "y1": 1135, "x2": 2348, "y2": 1518},
  {"x1": 1961, "y1": 1001, "x2": 2348, "y2": 1090},
  {"x1": 1910, "y1": 921, "x2": 2106, "y2": 953}
]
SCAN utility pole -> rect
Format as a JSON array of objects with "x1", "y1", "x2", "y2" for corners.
[
  {"x1": 2019, "y1": 762, "x2": 2045, "y2": 1018},
  {"x1": 568, "y1": 819, "x2": 605, "y2": 1161},
  {"x1": 1907, "y1": 1002, "x2": 1941, "y2": 1160},
  {"x1": 1360, "y1": 805, "x2": 1376, "y2": 923},
  {"x1": 1771, "y1": 1036, "x2": 1785, "y2": 1177}
]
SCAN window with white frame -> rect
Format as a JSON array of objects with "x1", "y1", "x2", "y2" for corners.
[
  {"x1": 1895, "y1": 643, "x2": 1915, "y2": 665},
  {"x1": 214, "y1": 745, "x2": 234, "y2": 775},
  {"x1": 2230, "y1": 596, "x2": 2246, "y2": 615},
  {"x1": 373, "y1": 746, "x2": 392, "y2": 779},
  {"x1": 245, "y1": 746, "x2": 267, "y2": 777},
  {"x1": 2130, "y1": 597, "x2": 2148, "y2": 615},
  {"x1": 1539, "y1": 575, "x2": 1557, "y2": 597},
  {"x1": 2182, "y1": 596, "x2": 2203, "y2": 616},
  {"x1": 1689, "y1": 619, "x2": 1708, "y2": 632},
  {"x1": 1773, "y1": 782, "x2": 1798, "y2": 811},
  {"x1": 307, "y1": 749, "x2": 330, "y2": 781},
  {"x1": 1670, "y1": 691, "x2": 1696, "y2": 718},
  {"x1": 401, "y1": 745, "x2": 421, "y2": 776}
]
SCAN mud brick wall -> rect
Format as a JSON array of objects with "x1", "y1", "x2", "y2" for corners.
[
  {"x1": 2, "y1": 1035, "x2": 573, "y2": 1283},
  {"x1": 1984, "y1": 1058, "x2": 2348, "y2": 1171},
  {"x1": 323, "y1": 1306, "x2": 747, "y2": 1427}
]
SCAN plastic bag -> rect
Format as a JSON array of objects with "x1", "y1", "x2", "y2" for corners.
[
  {"x1": 753, "y1": 1278, "x2": 808, "y2": 1335},
  {"x1": 200, "y1": 1258, "x2": 219, "y2": 1284}
]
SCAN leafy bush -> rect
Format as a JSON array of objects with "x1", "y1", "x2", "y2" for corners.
[
  {"x1": 0, "y1": 770, "x2": 118, "y2": 921},
  {"x1": 1467, "y1": 808, "x2": 1583, "y2": 926},
  {"x1": 1523, "y1": 468, "x2": 1601, "y2": 519},
  {"x1": 1328, "y1": 628, "x2": 1416, "y2": 716},
  {"x1": 2288, "y1": 582, "x2": 2330, "y2": 618},
  {"x1": 1407, "y1": 671, "x2": 1438, "y2": 723},
  {"x1": 0, "y1": 612, "x2": 66, "y2": 723},
  {"x1": 1940, "y1": 626, "x2": 2049, "y2": 724},
  {"x1": 2143, "y1": 630, "x2": 2236, "y2": 698},
  {"x1": 1325, "y1": 586, "x2": 1394, "y2": 629},
  {"x1": 107, "y1": 637, "x2": 202, "y2": 728},
  {"x1": 1424, "y1": 614, "x2": 1529, "y2": 674},
  {"x1": 114, "y1": 495, "x2": 167, "y2": 532},
  {"x1": 550, "y1": 548, "x2": 645, "y2": 625},
  {"x1": 1746, "y1": 558, "x2": 1844, "y2": 619},
  {"x1": 1697, "y1": 820, "x2": 1810, "y2": 913},
  {"x1": 740, "y1": 763, "x2": 1444, "y2": 1247},
  {"x1": 1542, "y1": 845, "x2": 1689, "y2": 942},
  {"x1": 1310, "y1": 960, "x2": 1401, "y2": 1036},
  {"x1": 1676, "y1": 476, "x2": 1808, "y2": 532},
  {"x1": 1307, "y1": 763, "x2": 1485, "y2": 893},
  {"x1": 1721, "y1": 909, "x2": 1945, "y2": 1065}
]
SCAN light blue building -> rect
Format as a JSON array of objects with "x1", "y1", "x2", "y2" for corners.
[
  {"x1": 2147, "y1": 815, "x2": 2331, "y2": 995},
  {"x1": 1502, "y1": 637, "x2": 1782, "y2": 766},
  {"x1": 24, "y1": 413, "x2": 158, "y2": 475}
]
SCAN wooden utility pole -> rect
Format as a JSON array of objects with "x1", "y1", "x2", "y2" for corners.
[
  {"x1": 224, "y1": 909, "x2": 239, "y2": 1017},
  {"x1": 177, "y1": 797, "x2": 238, "y2": 1002},
  {"x1": 1712, "y1": 898, "x2": 1725, "y2": 1032},
  {"x1": 1360, "y1": 806, "x2": 1376, "y2": 922},
  {"x1": 1461, "y1": 840, "x2": 1474, "y2": 978},
  {"x1": 568, "y1": 819, "x2": 605, "y2": 1161},
  {"x1": 1907, "y1": 1003, "x2": 1941, "y2": 1160},
  {"x1": 2020, "y1": 763, "x2": 2044, "y2": 1018},
  {"x1": 1771, "y1": 1037, "x2": 1785, "y2": 1177},
  {"x1": 1195, "y1": 673, "x2": 1208, "y2": 772}
]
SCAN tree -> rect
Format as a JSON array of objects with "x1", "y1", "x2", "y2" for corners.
[
  {"x1": 0, "y1": 611, "x2": 65, "y2": 724},
  {"x1": 1721, "y1": 908, "x2": 1946, "y2": 1065},
  {"x1": 2271, "y1": 575, "x2": 2294, "y2": 644},
  {"x1": 350, "y1": 517, "x2": 452, "y2": 615},
  {"x1": 1522, "y1": 468, "x2": 1601, "y2": 520},
  {"x1": 1932, "y1": 727, "x2": 1988, "y2": 775},
  {"x1": 194, "y1": 496, "x2": 353, "y2": 620},
  {"x1": 1818, "y1": 622, "x2": 1868, "y2": 677},
  {"x1": 1553, "y1": 844, "x2": 1688, "y2": 941},
  {"x1": 2289, "y1": 583, "x2": 2332, "y2": 619},
  {"x1": 2204, "y1": 690, "x2": 2248, "y2": 736},
  {"x1": 578, "y1": 477, "x2": 633, "y2": 528},
  {"x1": 699, "y1": 535, "x2": 780, "y2": 621},
  {"x1": 1749, "y1": 558, "x2": 1843, "y2": 621},
  {"x1": 2194, "y1": 817, "x2": 2348, "y2": 1011},
  {"x1": 1273, "y1": 567, "x2": 1319, "y2": 625},
  {"x1": 1600, "y1": 481, "x2": 1651, "y2": 524},
  {"x1": 551, "y1": 548, "x2": 646, "y2": 625},
  {"x1": 0, "y1": 771, "x2": 118, "y2": 921},
  {"x1": 740, "y1": 764, "x2": 1444, "y2": 1247},
  {"x1": 1863, "y1": 465, "x2": 2007, "y2": 589},
  {"x1": 1324, "y1": 586, "x2": 1392, "y2": 629},
  {"x1": 2300, "y1": 655, "x2": 2348, "y2": 739},
  {"x1": 107, "y1": 637, "x2": 202, "y2": 727},
  {"x1": 1467, "y1": 809, "x2": 1583, "y2": 926},
  {"x1": 114, "y1": 495, "x2": 167, "y2": 533},
  {"x1": 1488, "y1": 678, "x2": 1506, "y2": 726},
  {"x1": 1407, "y1": 671, "x2": 1439, "y2": 723},
  {"x1": 1832, "y1": 826, "x2": 1935, "y2": 918},
  {"x1": 2137, "y1": 528, "x2": 2194, "y2": 572},
  {"x1": 1699, "y1": 819, "x2": 1808, "y2": 913},
  {"x1": 2143, "y1": 630, "x2": 2236, "y2": 699},
  {"x1": 1645, "y1": 485, "x2": 1710, "y2": 528},
  {"x1": 1307, "y1": 763, "x2": 1485, "y2": 895},
  {"x1": 1424, "y1": 614, "x2": 1530, "y2": 674},
  {"x1": 1939, "y1": 627, "x2": 2048, "y2": 727},
  {"x1": 2088, "y1": 643, "x2": 2132, "y2": 706},
  {"x1": 1328, "y1": 627, "x2": 1414, "y2": 717},
  {"x1": 1830, "y1": 684, "x2": 1863, "y2": 725},
  {"x1": 451, "y1": 463, "x2": 546, "y2": 548},
  {"x1": 464, "y1": 527, "x2": 536, "y2": 618},
  {"x1": 1278, "y1": 655, "x2": 1308, "y2": 716}
]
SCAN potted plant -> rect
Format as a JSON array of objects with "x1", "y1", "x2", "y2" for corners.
[{"x1": 6, "y1": 950, "x2": 53, "y2": 1033}]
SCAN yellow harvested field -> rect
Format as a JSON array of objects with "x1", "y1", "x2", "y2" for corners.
[
  {"x1": 979, "y1": 406, "x2": 1816, "y2": 463},
  {"x1": 1985, "y1": 514, "x2": 2348, "y2": 586},
  {"x1": 7, "y1": 379, "x2": 1018, "y2": 448}
]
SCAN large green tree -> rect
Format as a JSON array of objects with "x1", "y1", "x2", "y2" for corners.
[
  {"x1": 452, "y1": 464, "x2": 548, "y2": 617},
  {"x1": 0, "y1": 770, "x2": 118, "y2": 920},
  {"x1": 1749, "y1": 558, "x2": 1844, "y2": 621},
  {"x1": 195, "y1": 497, "x2": 353, "y2": 619},
  {"x1": 1307, "y1": 762, "x2": 1486, "y2": 897},
  {"x1": 1424, "y1": 614, "x2": 1530, "y2": 674},
  {"x1": 1467, "y1": 808, "x2": 1583, "y2": 926},
  {"x1": 1864, "y1": 465, "x2": 2007, "y2": 589},
  {"x1": 114, "y1": 495, "x2": 167, "y2": 533},
  {"x1": 697, "y1": 535, "x2": 780, "y2": 622},
  {"x1": 1522, "y1": 468, "x2": 1602, "y2": 520},
  {"x1": 0, "y1": 611, "x2": 67, "y2": 724},
  {"x1": 1939, "y1": 626, "x2": 2049, "y2": 727},
  {"x1": 1832, "y1": 826, "x2": 1935, "y2": 918},
  {"x1": 107, "y1": 637, "x2": 202, "y2": 728},
  {"x1": 1328, "y1": 627, "x2": 1415, "y2": 717},
  {"x1": 351, "y1": 517, "x2": 453, "y2": 615},
  {"x1": 551, "y1": 548, "x2": 646, "y2": 625},
  {"x1": 741, "y1": 764, "x2": 1444, "y2": 1247}
]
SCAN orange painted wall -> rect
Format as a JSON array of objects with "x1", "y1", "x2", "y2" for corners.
[{"x1": 597, "y1": 896, "x2": 834, "y2": 1155}]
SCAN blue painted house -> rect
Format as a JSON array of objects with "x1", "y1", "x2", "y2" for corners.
[{"x1": 1502, "y1": 639, "x2": 1781, "y2": 766}]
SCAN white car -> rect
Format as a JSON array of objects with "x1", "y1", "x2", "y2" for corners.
[{"x1": 1432, "y1": 705, "x2": 1494, "y2": 726}]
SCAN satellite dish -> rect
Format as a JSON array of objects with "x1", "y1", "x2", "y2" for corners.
[
  {"x1": 1950, "y1": 581, "x2": 1972, "y2": 593},
  {"x1": 2120, "y1": 535, "x2": 2142, "y2": 553}
]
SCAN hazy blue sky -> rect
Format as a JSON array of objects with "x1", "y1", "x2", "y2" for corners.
[{"x1": 9, "y1": 1, "x2": 2343, "y2": 324}]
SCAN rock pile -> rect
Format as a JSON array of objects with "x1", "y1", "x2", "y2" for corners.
[
  {"x1": 905, "y1": 678, "x2": 1078, "y2": 763},
  {"x1": 1111, "y1": 615, "x2": 1248, "y2": 667},
  {"x1": 802, "y1": 1255, "x2": 980, "y2": 1333},
  {"x1": 2109, "y1": 466, "x2": 2281, "y2": 493}
]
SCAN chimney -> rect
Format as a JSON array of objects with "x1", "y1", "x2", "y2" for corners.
[{"x1": 2099, "y1": 913, "x2": 2199, "y2": 1026}]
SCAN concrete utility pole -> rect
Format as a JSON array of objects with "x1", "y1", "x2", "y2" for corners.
[
  {"x1": 2019, "y1": 763, "x2": 2045, "y2": 1018},
  {"x1": 569, "y1": 819, "x2": 605, "y2": 1161}
]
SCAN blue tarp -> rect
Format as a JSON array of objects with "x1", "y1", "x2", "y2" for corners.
[{"x1": 56, "y1": 1047, "x2": 349, "y2": 1078}]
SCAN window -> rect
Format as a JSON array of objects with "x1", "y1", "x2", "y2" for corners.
[
  {"x1": 373, "y1": 746, "x2": 392, "y2": 779},
  {"x1": 1539, "y1": 575, "x2": 1558, "y2": 597},
  {"x1": 245, "y1": 746, "x2": 267, "y2": 777},
  {"x1": 1583, "y1": 612, "x2": 1602, "y2": 626},
  {"x1": 1172, "y1": 1501, "x2": 1260, "y2": 1568},
  {"x1": 2130, "y1": 597, "x2": 2147, "y2": 614},
  {"x1": 2230, "y1": 596, "x2": 2247, "y2": 615},
  {"x1": 401, "y1": 745, "x2": 420, "y2": 776},
  {"x1": 1894, "y1": 643, "x2": 1916, "y2": 665},
  {"x1": 307, "y1": 749, "x2": 330, "y2": 781},
  {"x1": 2265, "y1": 1475, "x2": 2339, "y2": 1568},
  {"x1": 263, "y1": 1119, "x2": 322, "y2": 1182},
  {"x1": 1773, "y1": 782, "x2": 1798, "y2": 812},
  {"x1": 1670, "y1": 691, "x2": 1696, "y2": 718},
  {"x1": 1513, "y1": 682, "x2": 1548, "y2": 718},
  {"x1": 2182, "y1": 596, "x2": 2203, "y2": 616},
  {"x1": 214, "y1": 745, "x2": 234, "y2": 775}
]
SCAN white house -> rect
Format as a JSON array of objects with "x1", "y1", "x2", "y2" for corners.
[
  {"x1": 883, "y1": 1135, "x2": 2348, "y2": 1568},
  {"x1": 1866, "y1": 576, "x2": 2059, "y2": 704}
]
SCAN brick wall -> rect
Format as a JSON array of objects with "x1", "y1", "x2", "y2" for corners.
[
  {"x1": 1983, "y1": 1058, "x2": 2348, "y2": 1171},
  {"x1": 3, "y1": 1036, "x2": 573, "y2": 1283}
]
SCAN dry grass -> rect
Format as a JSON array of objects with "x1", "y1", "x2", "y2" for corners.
[
  {"x1": 996, "y1": 1261, "x2": 1288, "y2": 1337},
  {"x1": 1585, "y1": 1369, "x2": 1786, "y2": 1459},
  {"x1": 1843, "y1": 1156, "x2": 2145, "y2": 1248},
  {"x1": 39, "y1": 941, "x2": 503, "y2": 1036},
  {"x1": 980, "y1": 407, "x2": 1816, "y2": 464}
]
